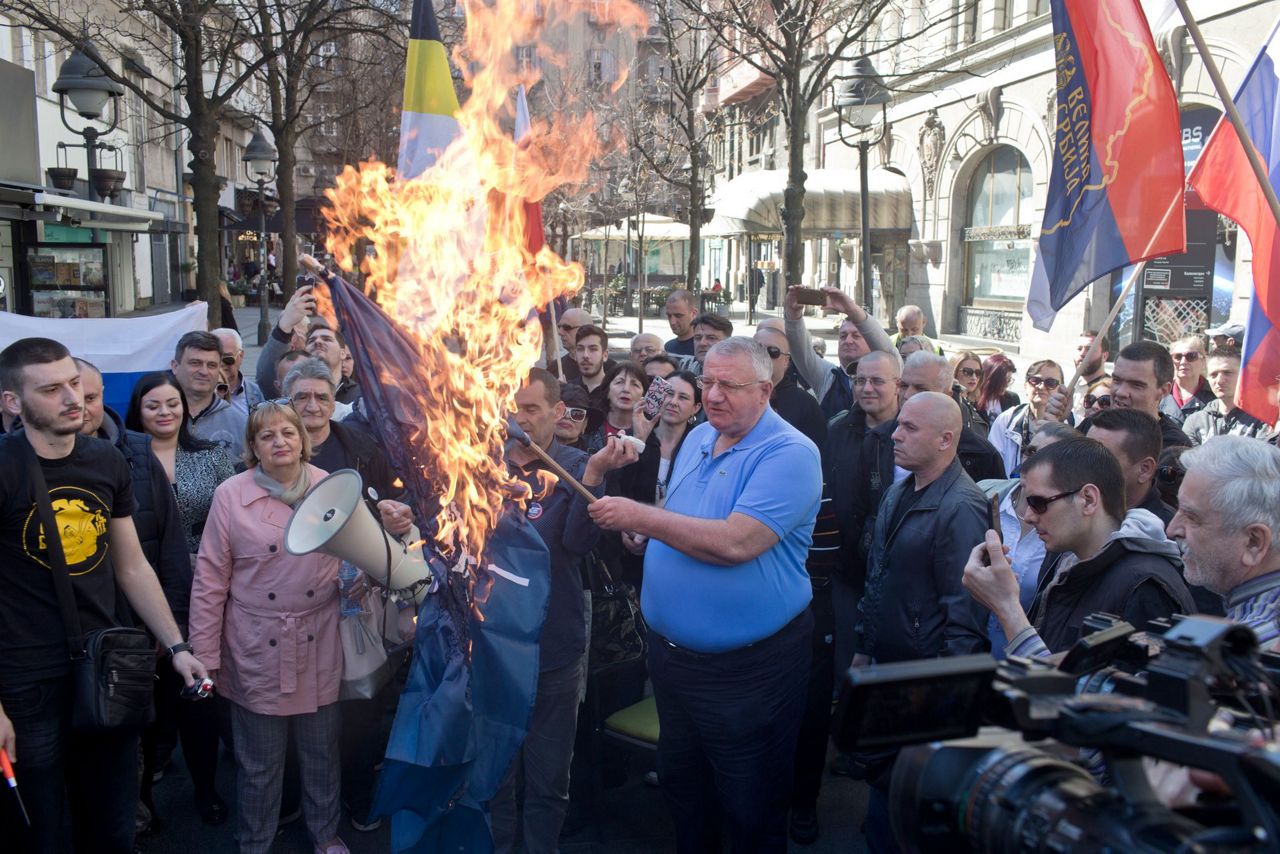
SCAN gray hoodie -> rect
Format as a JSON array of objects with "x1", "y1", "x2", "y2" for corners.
[{"x1": 188, "y1": 396, "x2": 247, "y2": 463}]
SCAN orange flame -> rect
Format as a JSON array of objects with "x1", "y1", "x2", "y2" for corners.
[{"x1": 323, "y1": 0, "x2": 645, "y2": 561}]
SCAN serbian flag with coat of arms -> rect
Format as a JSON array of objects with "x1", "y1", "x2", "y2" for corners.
[
  {"x1": 1025, "y1": 0, "x2": 1185, "y2": 331},
  {"x1": 1187, "y1": 16, "x2": 1280, "y2": 425}
]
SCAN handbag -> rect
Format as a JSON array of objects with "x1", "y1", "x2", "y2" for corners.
[
  {"x1": 585, "y1": 551, "x2": 646, "y2": 675},
  {"x1": 25, "y1": 445, "x2": 155, "y2": 731},
  {"x1": 338, "y1": 576, "x2": 393, "y2": 701}
]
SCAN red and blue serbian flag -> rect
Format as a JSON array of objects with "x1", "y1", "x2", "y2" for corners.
[
  {"x1": 0, "y1": 301, "x2": 207, "y2": 415},
  {"x1": 1187, "y1": 17, "x2": 1280, "y2": 425},
  {"x1": 515, "y1": 85, "x2": 570, "y2": 350},
  {"x1": 397, "y1": 0, "x2": 460, "y2": 180},
  {"x1": 1025, "y1": 0, "x2": 1185, "y2": 331}
]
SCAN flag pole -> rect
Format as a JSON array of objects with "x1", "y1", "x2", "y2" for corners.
[
  {"x1": 545, "y1": 299, "x2": 564, "y2": 381},
  {"x1": 1175, "y1": 0, "x2": 1280, "y2": 231}
]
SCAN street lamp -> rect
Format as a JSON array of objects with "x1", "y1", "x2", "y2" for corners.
[
  {"x1": 835, "y1": 57, "x2": 891, "y2": 308},
  {"x1": 51, "y1": 41, "x2": 126, "y2": 201},
  {"x1": 243, "y1": 129, "x2": 279, "y2": 346}
]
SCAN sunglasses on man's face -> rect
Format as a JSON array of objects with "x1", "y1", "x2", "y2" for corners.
[
  {"x1": 1027, "y1": 375, "x2": 1061, "y2": 390},
  {"x1": 1023, "y1": 487, "x2": 1081, "y2": 514},
  {"x1": 559, "y1": 323, "x2": 580, "y2": 333},
  {"x1": 764, "y1": 345, "x2": 789, "y2": 360},
  {"x1": 1084, "y1": 393, "x2": 1112, "y2": 409}
]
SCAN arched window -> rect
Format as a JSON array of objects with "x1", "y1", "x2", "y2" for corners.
[{"x1": 964, "y1": 145, "x2": 1034, "y2": 305}]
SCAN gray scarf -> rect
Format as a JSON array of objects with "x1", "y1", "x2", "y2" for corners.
[{"x1": 253, "y1": 465, "x2": 312, "y2": 508}]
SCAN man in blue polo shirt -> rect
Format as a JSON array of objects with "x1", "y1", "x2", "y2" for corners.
[{"x1": 589, "y1": 337, "x2": 821, "y2": 854}]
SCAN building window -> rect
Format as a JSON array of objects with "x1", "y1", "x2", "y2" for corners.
[{"x1": 963, "y1": 145, "x2": 1034, "y2": 305}]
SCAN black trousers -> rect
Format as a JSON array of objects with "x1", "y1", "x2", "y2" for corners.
[
  {"x1": 791, "y1": 580, "x2": 835, "y2": 811},
  {"x1": 649, "y1": 608, "x2": 813, "y2": 854}
]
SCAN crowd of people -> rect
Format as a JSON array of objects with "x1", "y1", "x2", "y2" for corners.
[{"x1": 0, "y1": 281, "x2": 1277, "y2": 854}]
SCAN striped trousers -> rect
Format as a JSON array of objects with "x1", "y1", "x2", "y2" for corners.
[{"x1": 229, "y1": 701, "x2": 341, "y2": 854}]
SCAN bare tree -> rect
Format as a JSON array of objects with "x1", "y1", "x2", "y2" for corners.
[
  {"x1": 674, "y1": 0, "x2": 965, "y2": 287},
  {"x1": 2, "y1": 0, "x2": 280, "y2": 325},
  {"x1": 245, "y1": 0, "x2": 400, "y2": 296},
  {"x1": 630, "y1": 1, "x2": 724, "y2": 289}
]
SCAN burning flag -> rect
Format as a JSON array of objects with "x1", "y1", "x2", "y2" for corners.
[{"x1": 316, "y1": 0, "x2": 646, "y2": 848}]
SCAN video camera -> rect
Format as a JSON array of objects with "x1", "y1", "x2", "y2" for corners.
[{"x1": 833, "y1": 614, "x2": 1280, "y2": 853}]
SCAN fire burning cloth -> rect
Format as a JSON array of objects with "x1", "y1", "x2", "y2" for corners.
[
  {"x1": 1025, "y1": 0, "x2": 1185, "y2": 331},
  {"x1": 323, "y1": 271, "x2": 550, "y2": 853},
  {"x1": 1187, "y1": 15, "x2": 1280, "y2": 425}
]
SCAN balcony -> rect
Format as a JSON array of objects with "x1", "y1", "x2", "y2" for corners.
[{"x1": 715, "y1": 57, "x2": 773, "y2": 107}]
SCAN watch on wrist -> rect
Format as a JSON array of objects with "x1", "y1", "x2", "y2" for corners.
[{"x1": 167, "y1": 641, "x2": 194, "y2": 657}]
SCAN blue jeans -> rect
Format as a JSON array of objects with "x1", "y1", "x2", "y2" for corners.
[
  {"x1": 649, "y1": 609, "x2": 813, "y2": 854},
  {"x1": 0, "y1": 676, "x2": 140, "y2": 854}
]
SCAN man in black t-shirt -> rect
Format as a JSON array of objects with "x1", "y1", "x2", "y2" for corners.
[{"x1": 0, "y1": 338, "x2": 208, "y2": 854}]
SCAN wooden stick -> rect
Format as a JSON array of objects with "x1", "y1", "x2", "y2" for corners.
[
  {"x1": 1059, "y1": 259, "x2": 1147, "y2": 399},
  {"x1": 518, "y1": 438, "x2": 598, "y2": 504},
  {"x1": 1175, "y1": 0, "x2": 1280, "y2": 233}
]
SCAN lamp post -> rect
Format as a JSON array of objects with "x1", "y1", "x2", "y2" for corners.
[
  {"x1": 243, "y1": 129, "x2": 279, "y2": 346},
  {"x1": 835, "y1": 58, "x2": 891, "y2": 309},
  {"x1": 51, "y1": 42, "x2": 126, "y2": 201}
]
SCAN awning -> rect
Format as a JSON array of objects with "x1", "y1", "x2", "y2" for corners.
[
  {"x1": 33, "y1": 192, "x2": 164, "y2": 233},
  {"x1": 572, "y1": 213, "x2": 689, "y2": 243},
  {"x1": 703, "y1": 168, "x2": 913, "y2": 237}
]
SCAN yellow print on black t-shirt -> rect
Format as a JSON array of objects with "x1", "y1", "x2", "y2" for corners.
[{"x1": 22, "y1": 486, "x2": 111, "y2": 575}]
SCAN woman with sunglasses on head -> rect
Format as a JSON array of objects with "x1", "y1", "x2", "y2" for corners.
[
  {"x1": 125, "y1": 372, "x2": 237, "y2": 826},
  {"x1": 988, "y1": 359, "x2": 1065, "y2": 477},
  {"x1": 583, "y1": 362, "x2": 650, "y2": 454}
]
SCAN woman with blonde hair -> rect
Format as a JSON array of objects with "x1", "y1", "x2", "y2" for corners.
[{"x1": 189, "y1": 402, "x2": 384, "y2": 854}]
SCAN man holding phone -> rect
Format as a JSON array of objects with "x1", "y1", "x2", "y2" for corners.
[{"x1": 782, "y1": 286, "x2": 897, "y2": 420}]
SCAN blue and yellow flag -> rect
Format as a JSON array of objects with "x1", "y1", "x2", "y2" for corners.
[{"x1": 398, "y1": 0, "x2": 460, "y2": 180}]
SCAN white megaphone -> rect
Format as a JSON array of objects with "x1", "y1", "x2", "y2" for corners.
[{"x1": 284, "y1": 469, "x2": 435, "y2": 604}]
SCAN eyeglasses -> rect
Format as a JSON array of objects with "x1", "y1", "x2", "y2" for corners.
[
  {"x1": 957, "y1": 367, "x2": 980, "y2": 379},
  {"x1": 764, "y1": 345, "x2": 790, "y2": 360},
  {"x1": 252, "y1": 398, "x2": 291, "y2": 412},
  {"x1": 1023, "y1": 488, "x2": 1081, "y2": 514},
  {"x1": 853, "y1": 376, "x2": 890, "y2": 388},
  {"x1": 558, "y1": 323, "x2": 580, "y2": 332},
  {"x1": 220, "y1": 355, "x2": 237, "y2": 366},
  {"x1": 1084, "y1": 393, "x2": 1112, "y2": 409},
  {"x1": 696, "y1": 377, "x2": 766, "y2": 392},
  {"x1": 290, "y1": 391, "x2": 334, "y2": 406},
  {"x1": 563, "y1": 407, "x2": 587, "y2": 423},
  {"x1": 1026, "y1": 375, "x2": 1062, "y2": 390},
  {"x1": 1171, "y1": 351, "x2": 1202, "y2": 362}
]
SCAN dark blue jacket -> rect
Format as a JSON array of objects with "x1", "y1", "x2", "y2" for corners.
[
  {"x1": 98, "y1": 407, "x2": 192, "y2": 629},
  {"x1": 855, "y1": 458, "x2": 990, "y2": 663},
  {"x1": 509, "y1": 439, "x2": 603, "y2": 671}
]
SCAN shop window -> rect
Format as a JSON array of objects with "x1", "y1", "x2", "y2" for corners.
[{"x1": 964, "y1": 145, "x2": 1034, "y2": 305}]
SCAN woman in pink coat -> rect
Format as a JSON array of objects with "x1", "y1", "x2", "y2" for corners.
[{"x1": 189, "y1": 401, "x2": 347, "y2": 854}]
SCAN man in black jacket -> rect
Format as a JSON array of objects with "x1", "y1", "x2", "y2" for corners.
[
  {"x1": 964, "y1": 438, "x2": 1195, "y2": 660},
  {"x1": 755, "y1": 326, "x2": 826, "y2": 448},
  {"x1": 852, "y1": 392, "x2": 990, "y2": 853}
]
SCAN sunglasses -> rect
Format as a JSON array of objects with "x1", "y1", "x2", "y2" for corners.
[
  {"x1": 563, "y1": 406, "x2": 588, "y2": 423},
  {"x1": 957, "y1": 366, "x2": 980, "y2": 379},
  {"x1": 765, "y1": 345, "x2": 789, "y2": 360},
  {"x1": 1084, "y1": 393, "x2": 1112, "y2": 409},
  {"x1": 1023, "y1": 487, "x2": 1081, "y2": 514},
  {"x1": 1026, "y1": 375, "x2": 1062, "y2": 390},
  {"x1": 1171, "y1": 351, "x2": 1202, "y2": 362},
  {"x1": 558, "y1": 323, "x2": 581, "y2": 332},
  {"x1": 251, "y1": 398, "x2": 292, "y2": 412},
  {"x1": 221, "y1": 355, "x2": 237, "y2": 366},
  {"x1": 1156, "y1": 464, "x2": 1184, "y2": 486}
]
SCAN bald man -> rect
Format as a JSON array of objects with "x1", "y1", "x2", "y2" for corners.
[
  {"x1": 755, "y1": 326, "x2": 825, "y2": 447},
  {"x1": 851, "y1": 390, "x2": 990, "y2": 850},
  {"x1": 546, "y1": 307, "x2": 592, "y2": 381},
  {"x1": 629, "y1": 332, "x2": 665, "y2": 366}
]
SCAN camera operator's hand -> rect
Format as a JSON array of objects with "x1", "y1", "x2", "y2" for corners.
[
  {"x1": 850, "y1": 654, "x2": 871, "y2": 669},
  {"x1": 0, "y1": 701, "x2": 14, "y2": 759},
  {"x1": 962, "y1": 531, "x2": 1030, "y2": 639}
]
